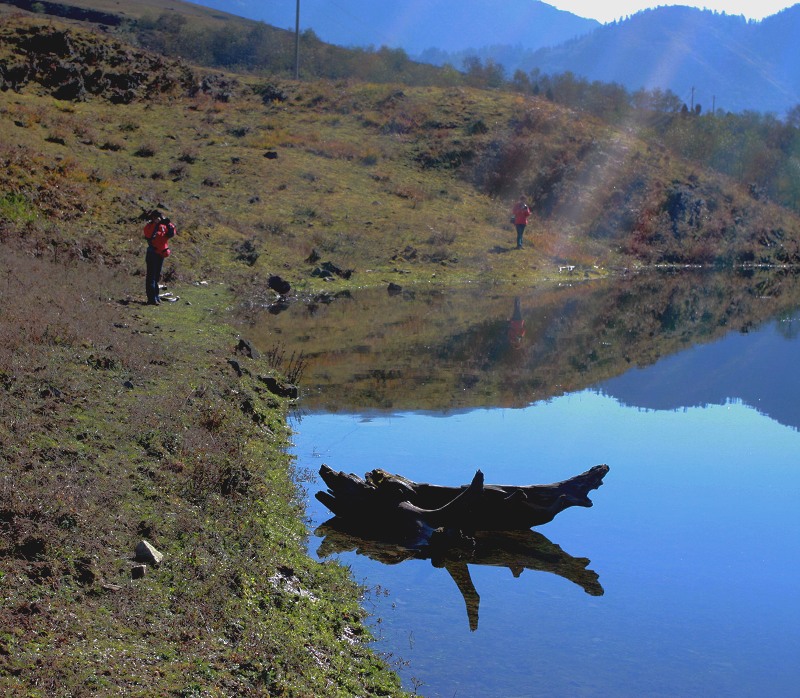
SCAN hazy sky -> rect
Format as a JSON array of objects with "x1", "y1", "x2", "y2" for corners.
[{"x1": 547, "y1": 1, "x2": 798, "y2": 23}]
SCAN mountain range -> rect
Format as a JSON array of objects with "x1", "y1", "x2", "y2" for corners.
[
  {"x1": 194, "y1": 0, "x2": 800, "y2": 114},
  {"x1": 522, "y1": 5, "x2": 800, "y2": 115},
  {"x1": 200, "y1": 0, "x2": 599, "y2": 55}
]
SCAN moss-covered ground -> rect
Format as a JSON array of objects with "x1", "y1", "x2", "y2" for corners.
[{"x1": 0, "y1": 248, "x2": 406, "y2": 696}]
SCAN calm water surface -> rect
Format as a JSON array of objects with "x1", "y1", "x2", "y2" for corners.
[{"x1": 274, "y1": 275, "x2": 800, "y2": 697}]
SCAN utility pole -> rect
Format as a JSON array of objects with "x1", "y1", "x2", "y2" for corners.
[
  {"x1": 690, "y1": 86, "x2": 695, "y2": 112},
  {"x1": 294, "y1": 0, "x2": 300, "y2": 80}
]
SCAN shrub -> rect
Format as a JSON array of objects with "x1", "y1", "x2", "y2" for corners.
[
  {"x1": 178, "y1": 149, "x2": 198, "y2": 163},
  {"x1": 45, "y1": 131, "x2": 68, "y2": 145},
  {"x1": 0, "y1": 194, "x2": 37, "y2": 224},
  {"x1": 99, "y1": 139, "x2": 124, "y2": 151},
  {"x1": 134, "y1": 142, "x2": 157, "y2": 157}
]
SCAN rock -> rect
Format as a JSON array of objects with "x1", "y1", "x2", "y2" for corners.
[
  {"x1": 311, "y1": 261, "x2": 353, "y2": 280},
  {"x1": 260, "y1": 84, "x2": 288, "y2": 103},
  {"x1": 268, "y1": 275, "x2": 291, "y2": 296},
  {"x1": 131, "y1": 564, "x2": 147, "y2": 580},
  {"x1": 235, "y1": 338, "x2": 260, "y2": 359},
  {"x1": 387, "y1": 282, "x2": 403, "y2": 295},
  {"x1": 268, "y1": 300, "x2": 291, "y2": 315},
  {"x1": 227, "y1": 359, "x2": 244, "y2": 377},
  {"x1": 0, "y1": 24, "x2": 241, "y2": 105},
  {"x1": 74, "y1": 556, "x2": 97, "y2": 586},
  {"x1": 260, "y1": 375, "x2": 299, "y2": 399},
  {"x1": 134, "y1": 540, "x2": 163, "y2": 565},
  {"x1": 663, "y1": 183, "x2": 707, "y2": 235}
]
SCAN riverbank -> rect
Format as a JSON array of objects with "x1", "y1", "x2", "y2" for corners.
[{"x1": 0, "y1": 250, "x2": 406, "y2": 696}]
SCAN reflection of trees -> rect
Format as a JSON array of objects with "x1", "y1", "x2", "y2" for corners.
[
  {"x1": 248, "y1": 269, "x2": 800, "y2": 411},
  {"x1": 775, "y1": 311, "x2": 800, "y2": 340},
  {"x1": 316, "y1": 521, "x2": 603, "y2": 632}
]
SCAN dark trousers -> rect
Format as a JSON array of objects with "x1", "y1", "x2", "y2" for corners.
[
  {"x1": 515, "y1": 224, "x2": 526, "y2": 248},
  {"x1": 145, "y1": 247, "x2": 164, "y2": 303}
]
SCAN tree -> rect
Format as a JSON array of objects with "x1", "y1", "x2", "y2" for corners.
[
  {"x1": 787, "y1": 104, "x2": 800, "y2": 128},
  {"x1": 511, "y1": 69, "x2": 531, "y2": 94},
  {"x1": 463, "y1": 57, "x2": 505, "y2": 89}
]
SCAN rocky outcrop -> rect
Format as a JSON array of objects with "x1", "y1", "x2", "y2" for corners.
[
  {"x1": 0, "y1": 22, "x2": 243, "y2": 103},
  {"x1": 1, "y1": 0, "x2": 122, "y2": 26}
]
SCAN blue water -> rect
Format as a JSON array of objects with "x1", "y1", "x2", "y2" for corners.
[{"x1": 290, "y1": 306, "x2": 800, "y2": 697}]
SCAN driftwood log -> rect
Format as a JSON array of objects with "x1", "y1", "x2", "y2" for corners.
[{"x1": 316, "y1": 463, "x2": 609, "y2": 539}]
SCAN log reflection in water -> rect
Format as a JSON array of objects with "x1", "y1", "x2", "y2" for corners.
[{"x1": 315, "y1": 520, "x2": 603, "y2": 631}]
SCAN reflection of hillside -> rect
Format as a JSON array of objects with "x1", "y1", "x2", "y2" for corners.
[
  {"x1": 244, "y1": 269, "x2": 800, "y2": 412},
  {"x1": 597, "y1": 306, "x2": 800, "y2": 430}
]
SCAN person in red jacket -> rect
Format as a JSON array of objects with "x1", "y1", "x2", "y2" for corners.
[
  {"x1": 511, "y1": 195, "x2": 532, "y2": 249},
  {"x1": 143, "y1": 210, "x2": 176, "y2": 305}
]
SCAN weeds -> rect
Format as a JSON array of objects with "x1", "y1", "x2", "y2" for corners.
[
  {"x1": 0, "y1": 193, "x2": 37, "y2": 224},
  {"x1": 264, "y1": 343, "x2": 308, "y2": 384}
]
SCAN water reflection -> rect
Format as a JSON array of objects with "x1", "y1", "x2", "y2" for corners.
[
  {"x1": 315, "y1": 521, "x2": 602, "y2": 632},
  {"x1": 243, "y1": 266, "x2": 800, "y2": 695},
  {"x1": 296, "y1": 396, "x2": 800, "y2": 697},
  {"x1": 242, "y1": 268, "x2": 800, "y2": 413},
  {"x1": 598, "y1": 307, "x2": 800, "y2": 429},
  {"x1": 507, "y1": 296, "x2": 526, "y2": 350}
]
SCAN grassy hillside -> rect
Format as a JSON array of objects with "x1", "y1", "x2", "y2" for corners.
[
  {"x1": 2, "y1": 14, "x2": 798, "y2": 293},
  {"x1": 1, "y1": 7, "x2": 800, "y2": 696},
  {"x1": 0, "y1": 13, "x2": 412, "y2": 698}
]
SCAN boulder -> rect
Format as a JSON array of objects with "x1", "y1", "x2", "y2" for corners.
[{"x1": 134, "y1": 540, "x2": 163, "y2": 565}]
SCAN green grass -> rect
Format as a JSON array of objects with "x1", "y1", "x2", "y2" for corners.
[{"x1": 0, "y1": 251, "x2": 406, "y2": 696}]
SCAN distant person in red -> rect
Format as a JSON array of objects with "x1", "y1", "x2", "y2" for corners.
[
  {"x1": 511, "y1": 195, "x2": 532, "y2": 249},
  {"x1": 508, "y1": 297, "x2": 525, "y2": 349},
  {"x1": 143, "y1": 210, "x2": 176, "y2": 305}
]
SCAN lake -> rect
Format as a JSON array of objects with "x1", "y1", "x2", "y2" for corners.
[{"x1": 247, "y1": 270, "x2": 800, "y2": 697}]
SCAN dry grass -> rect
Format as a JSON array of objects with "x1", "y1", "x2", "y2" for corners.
[{"x1": 0, "y1": 247, "x2": 405, "y2": 696}]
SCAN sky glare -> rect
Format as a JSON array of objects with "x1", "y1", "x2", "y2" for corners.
[{"x1": 546, "y1": 1, "x2": 798, "y2": 23}]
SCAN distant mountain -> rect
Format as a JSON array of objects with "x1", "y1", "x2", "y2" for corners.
[
  {"x1": 520, "y1": 5, "x2": 800, "y2": 114},
  {"x1": 193, "y1": 0, "x2": 599, "y2": 56},
  {"x1": 192, "y1": 2, "x2": 798, "y2": 114}
]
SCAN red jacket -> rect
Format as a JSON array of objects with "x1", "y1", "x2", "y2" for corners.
[
  {"x1": 144, "y1": 220, "x2": 176, "y2": 258},
  {"x1": 512, "y1": 201, "x2": 532, "y2": 225}
]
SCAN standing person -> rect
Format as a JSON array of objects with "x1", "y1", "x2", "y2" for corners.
[
  {"x1": 511, "y1": 195, "x2": 532, "y2": 249},
  {"x1": 143, "y1": 210, "x2": 176, "y2": 305}
]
